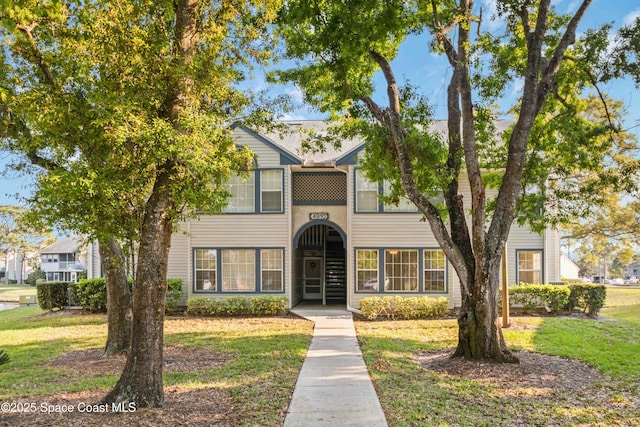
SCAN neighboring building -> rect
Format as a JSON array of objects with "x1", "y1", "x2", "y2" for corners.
[
  {"x1": 560, "y1": 253, "x2": 580, "y2": 280},
  {"x1": 40, "y1": 236, "x2": 86, "y2": 282},
  {"x1": 627, "y1": 262, "x2": 640, "y2": 279},
  {"x1": 157, "y1": 120, "x2": 561, "y2": 309}
]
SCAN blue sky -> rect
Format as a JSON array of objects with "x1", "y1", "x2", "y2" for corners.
[{"x1": 1, "y1": 0, "x2": 639, "y2": 206}]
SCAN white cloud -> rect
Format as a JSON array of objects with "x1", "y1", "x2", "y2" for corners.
[
  {"x1": 479, "y1": 0, "x2": 505, "y2": 32},
  {"x1": 285, "y1": 85, "x2": 304, "y2": 105},
  {"x1": 623, "y1": 9, "x2": 640, "y2": 26},
  {"x1": 278, "y1": 112, "x2": 307, "y2": 121}
]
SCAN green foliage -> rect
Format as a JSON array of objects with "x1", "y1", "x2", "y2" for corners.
[
  {"x1": 567, "y1": 284, "x2": 607, "y2": 317},
  {"x1": 186, "y1": 296, "x2": 288, "y2": 317},
  {"x1": 0, "y1": 349, "x2": 9, "y2": 365},
  {"x1": 75, "y1": 279, "x2": 109, "y2": 312},
  {"x1": 36, "y1": 281, "x2": 70, "y2": 312},
  {"x1": 359, "y1": 295, "x2": 449, "y2": 320},
  {"x1": 165, "y1": 278, "x2": 185, "y2": 313},
  {"x1": 509, "y1": 284, "x2": 571, "y2": 313},
  {"x1": 25, "y1": 268, "x2": 46, "y2": 286},
  {"x1": 77, "y1": 277, "x2": 183, "y2": 313}
]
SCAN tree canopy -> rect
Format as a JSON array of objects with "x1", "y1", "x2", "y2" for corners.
[{"x1": 274, "y1": 0, "x2": 639, "y2": 361}]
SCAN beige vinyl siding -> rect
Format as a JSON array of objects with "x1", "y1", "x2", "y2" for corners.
[
  {"x1": 349, "y1": 212, "x2": 456, "y2": 308},
  {"x1": 167, "y1": 231, "x2": 190, "y2": 305},
  {"x1": 232, "y1": 128, "x2": 286, "y2": 166},
  {"x1": 506, "y1": 225, "x2": 544, "y2": 285},
  {"x1": 544, "y1": 228, "x2": 561, "y2": 283}
]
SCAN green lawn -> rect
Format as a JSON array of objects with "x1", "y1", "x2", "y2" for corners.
[
  {"x1": 356, "y1": 290, "x2": 640, "y2": 426},
  {"x1": 0, "y1": 307, "x2": 313, "y2": 426},
  {"x1": 0, "y1": 283, "x2": 37, "y2": 302}
]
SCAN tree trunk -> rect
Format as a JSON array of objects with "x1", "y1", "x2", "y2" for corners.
[
  {"x1": 453, "y1": 263, "x2": 518, "y2": 362},
  {"x1": 101, "y1": 172, "x2": 174, "y2": 407},
  {"x1": 99, "y1": 237, "x2": 132, "y2": 356}
]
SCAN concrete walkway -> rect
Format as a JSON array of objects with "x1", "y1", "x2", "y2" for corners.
[{"x1": 285, "y1": 305, "x2": 388, "y2": 427}]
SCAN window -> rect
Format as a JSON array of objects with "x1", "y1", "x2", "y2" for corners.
[
  {"x1": 261, "y1": 170, "x2": 283, "y2": 212},
  {"x1": 223, "y1": 170, "x2": 284, "y2": 213},
  {"x1": 384, "y1": 250, "x2": 418, "y2": 292},
  {"x1": 222, "y1": 249, "x2": 256, "y2": 291},
  {"x1": 355, "y1": 170, "x2": 379, "y2": 212},
  {"x1": 194, "y1": 249, "x2": 217, "y2": 291},
  {"x1": 518, "y1": 250, "x2": 542, "y2": 284},
  {"x1": 261, "y1": 249, "x2": 283, "y2": 291},
  {"x1": 424, "y1": 249, "x2": 446, "y2": 291},
  {"x1": 356, "y1": 249, "x2": 378, "y2": 291},
  {"x1": 225, "y1": 173, "x2": 255, "y2": 213},
  {"x1": 42, "y1": 254, "x2": 58, "y2": 263},
  {"x1": 383, "y1": 182, "x2": 417, "y2": 212}
]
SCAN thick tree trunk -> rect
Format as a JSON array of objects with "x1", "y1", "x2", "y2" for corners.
[
  {"x1": 453, "y1": 261, "x2": 518, "y2": 363},
  {"x1": 101, "y1": 173, "x2": 174, "y2": 407},
  {"x1": 99, "y1": 237, "x2": 131, "y2": 356}
]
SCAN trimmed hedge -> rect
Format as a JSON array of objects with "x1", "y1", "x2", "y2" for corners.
[
  {"x1": 75, "y1": 278, "x2": 183, "y2": 313},
  {"x1": 509, "y1": 284, "x2": 571, "y2": 313},
  {"x1": 567, "y1": 283, "x2": 606, "y2": 317},
  {"x1": 507, "y1": 283, "x2": 606, "y2": 317},
  {"x1": 359, "y1": 295, "x2": 450, "y2": 320},
  {"x1": 186, "y1": 296, "x2": 288, "y2": 317},
  {"x1": 166, "y1": 278, "x2": 185, "y2": 312},
  {"x1": 36, "y1": 281, "x2": 71, "y2": 312}
]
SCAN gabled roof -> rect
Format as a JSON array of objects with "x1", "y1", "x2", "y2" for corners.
[
  {"x1": 40, "y1": 236, "x2": 83, "y2": 255},
  {"x1": 249, "y1": 119, "x2": 514, "y2": 166}
]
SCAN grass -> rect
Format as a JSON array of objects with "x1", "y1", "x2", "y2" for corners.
[
  {"x1": 1, "y1": 287, "x2": 639, "y2": 426},
  {"x1": 0, "y1": 308, "x2": 313, "y2": 426},
  {"x1": 355, "y1": 288, "x2": 640, "y2": 426},
  {"x1": 0, "y1": 283, "x2": 37, "y2": 302}
]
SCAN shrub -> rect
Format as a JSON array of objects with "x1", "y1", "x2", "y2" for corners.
[
  {"x1": 185, "y1": 296, "x2": 288, "y2": 317},
  {"x1": 249, "y1": 296, "x2": 288, "y2": 315},
  {"x1": 567, "y1": 284, "x2": 606, "y2": 317},
  {"x1": 509, "y1": 284, "x2": 571, "y2": 313},
  {"x1": 26, "y1": 268, "x2": 46, "y2": 286},
  {"x1": 359, "y1": 295, "x2": 449, "y2": 320},
  {"x1": 166, "y1": 278, "x2": 185, "y2": 313},
  {"x1": 186, "y1": 298, "x2": 215, "y2": 316},
  {"x1": 36, "y1": 281, "x2": 70, "y2": 312},
  {"x1": 76, "y1": 278, "x2": 108, "y2": 312}
]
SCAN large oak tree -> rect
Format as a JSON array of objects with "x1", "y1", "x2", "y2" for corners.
[
  {"x1": 275, "y1": 0, "x2": 638, "y2": 362},
  {"x1": 1, "y1": 0, "x2": 282, "y2": 406}
]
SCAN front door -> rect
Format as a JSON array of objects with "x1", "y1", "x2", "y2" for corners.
[{"x1": 303, "y1": 257, "x2": 323, "y2": 301}]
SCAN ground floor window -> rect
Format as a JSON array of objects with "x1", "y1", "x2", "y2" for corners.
[
  {"x1": 355, "y1": 248, "x2": 447, "y2": 293},
  {"x1": 384, "y1": 250, "x2": 419, "y2": 292},
  {"x1": 261, "y1": 249, "x2": 283, "y2": 291},
  {"x1": 517, "y1": 250, "x2": 543, "y2": 284},
  {"x1": 193, "y1": 248, "x2": 284, "y2": 293},
  {"x1": 424, "y1": 249, "x2": 446, "y2": 291},
  {"x1": 223, "y1": 250, "x2": 256, "y2": 291},
  {"x1": 356, "y1": 249, "x2": 378, "y2": 291},
  {"x1": 194, "y1": 249, "x2": 217, "y2": 291}
]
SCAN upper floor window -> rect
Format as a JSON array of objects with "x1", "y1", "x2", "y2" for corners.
[
  {"x1": 42, "y1": 254, "x2": 58, "y2": 263},
  {"x1": 517, "y1": 250, "x2": 542, "y2": 284},
  {"x1": 260, "y1": 170, "x2": 283, "y2": 212},
  {"x1": 355, "y1": 170, "x2": 378, "y2": 212},
  {"x1": 224, "y1": 169, "x2": 283, "y2": 214},
  {"x1": 355, "y1": 170, "x2": 417, "y2": 213}
]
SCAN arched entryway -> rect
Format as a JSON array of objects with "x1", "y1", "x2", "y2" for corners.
[{"x1": 293, "y1": 221, "x2": 346, "y2": 305}]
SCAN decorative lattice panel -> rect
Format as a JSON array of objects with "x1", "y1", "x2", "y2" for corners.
[{"x1": 293, "y1": 172, "x2": 347, "y2": 205}]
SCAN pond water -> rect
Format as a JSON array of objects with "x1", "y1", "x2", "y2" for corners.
[{"x1": 0, "y1": 302, "x2": 18, "y2": 311}]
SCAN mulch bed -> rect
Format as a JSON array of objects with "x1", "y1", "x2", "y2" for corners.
[
  {"x1": 413, "y1": 349, "x2": 604, "y2": 397},
  {"x1": 1, "y1": 346, "x2": 238, "y2": 427}
]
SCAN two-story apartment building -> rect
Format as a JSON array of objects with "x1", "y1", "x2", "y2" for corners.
[
  {"x1": 159, "y1": 120, "x2": 560, "y2": 309},
  {"x1": 40, "y1": 236, "x2": 86, "y2": 283}
]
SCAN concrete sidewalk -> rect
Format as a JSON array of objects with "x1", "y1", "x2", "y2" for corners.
[{"x1": 284, "y1": 306, "x2": 388, "y2": 427}]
